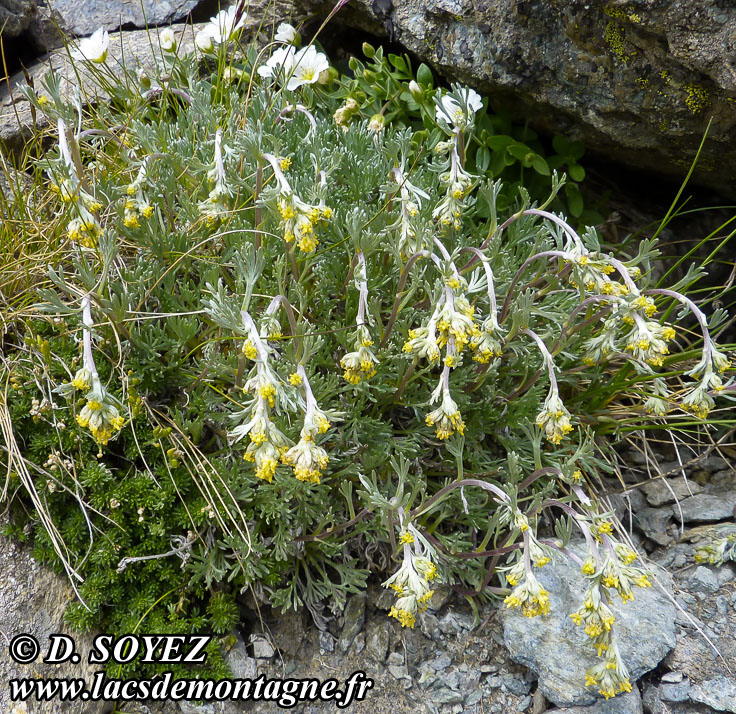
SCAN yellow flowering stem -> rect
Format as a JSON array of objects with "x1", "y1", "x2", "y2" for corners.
[
  {"x1": 80, "y1": 295, "x2": 100, "y2": 380},
  {"x1": 355, "y1": 251, "x2": 369, "y2": 330},
  {"x1": 265, "y1": 294, "x2": 301, "y2": 358},
  {"x1": 432, "y1": 237, "x2": 461, "y2": 284},
  {"x1": 262, "y1": 152, "x2": 292, "y2": 193},
  {"x1": 646, "y1": 288, "x2": 713, "y2": 361},
  {"x1": 521, "y1": 328, "x2": 559, "y2": 393},
  {"x1": 380, "y1": 249, "x2": 444, "y2": 349},
  {"x1": 462, "y1": 246, "x2": 499, "y2": 317},
  {"x1": 240, "y1": 310, "x2": 269, "y2": 363}
]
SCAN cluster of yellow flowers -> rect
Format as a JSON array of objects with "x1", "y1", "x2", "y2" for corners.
[
  {"x1": 570, "y1": 518, "x2": 652, "y2": 699},
  {"x1": 341, "y1": 325, "x2": 378, "y2": 384},
  {"x1": 383, "y1": 525, "x2": 438, "y2": 629},
  {"x1": 50, "y1": 177, "x2": 104, "y2": 249},
  {"x1": 535, "y1": 390, "x2": 574, "y2": 445},
  {"x1": 231, "y1": 314, "x2": 290, "y2": 482},
  {"x1": 232, "y1": 317, "x2": 334, "y2": 485},
  {"x1": 124, "y1": 160, "x2": 154, "y2": 229},
  {"x1": 341, "y1": 253, "x2": 379, "y2": 384},
  {"x1": 265, "y1": 153, "x2": 331, "y2": 254},
  {"x1": 72, "y1": 368, "x2": 125, "y2": 448},
  {"x1": 282, "y1": 365, "x2": 332, "y2": 483}
]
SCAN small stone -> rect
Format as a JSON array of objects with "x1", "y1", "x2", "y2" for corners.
[
  {"x1": 375, "y1": 587, "x2": 395, "y2": 611},
  {"x1": 365, "y1": 620, "x2": 390, "y2": 663},
  {"x1": 224, "y1": 631, "x2": 257, "y2": 679},
  {"x1": 438, "y1": 611, "x2": 473, "y2": 635},
  {"x1": 688, "y1": 566, "x2": 721, "y2": 593},
  {"x1": 388, "y1": 663, "x2": 411, "y2": 682},
  {"x1": 179, "y1": 704, "x2": 215, "y2": 714},
  {"x1": 642, "y1": 477, "x2": 702, "y2": 507},
  {"x1": 502, "y1": 673, "x2": 532, "y2": 697},
  {"x1": 717, "y1": 564, "x2": 735, "y2": 586},
  {"x1": 517, "y1": 695, "x2": 532, "y2": 712},
  {"x1": 661, "y1": 671, "x2": 683, "y2": 683},
  {"x1": 675, "y1": 493, "x2": 736, "y2": 523},
  {"x1": 430, "y1": 688, "x2": 464, "y2": 705},
  {"x1": 387, "y1": 651, "x2": 404, "y2": 666},
  {"x1": 338, "y1": 592, "x2": 366, "y2": 653},
  {"x1": 430, "y1": 653, "x2": 453, "y2": 671},
  {"x1": 318, "y1": 630, "x2": 334, "y2": 654},
  {"x1": 420, "y1": 611, "x2": 442, "y2": 641},
  {"x1": 249, "y1": 634, "x2": 275, "y2": 660},
  {"x1": 633, "y1": 506, "x2": 674, "y2": 545},
  {"x1": 660, "y1": 680, "x2": 690, "y2": 702}
]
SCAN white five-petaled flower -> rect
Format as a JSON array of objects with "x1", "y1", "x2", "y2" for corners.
[
  {"x1": 201, "y1": 5, "x2": 247, "y2": 45},
  {"x1": 275, "y1": 22, "x2": 299, "y2": 45},
  {"x1": 435, "y1": 87, "x2": 483, "y2": 129},
  {"x1": 286, "y1": 45, "x2": 329, "y2": 90},
  {"x1": 72, "y1": 27, "x2": 110, "y2": 64},
  {"x1": 257, "y1": 45, "x2": 296, "y2": 79},
  {"x1": 159, "y1": 27, "x2": 177, "y2": 52}
]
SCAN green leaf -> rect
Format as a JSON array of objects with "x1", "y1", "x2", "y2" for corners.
[
  {"x1": 568, "y1": 163, "x2": 585, "y2": 182},
  {"x1": 417, "y1": 63, "x2": 434, "y2": 87},
  {"x1": 565, "y1": 182, "x2": 584, "y2": 217},
  {"x1": 476, "y1": 146, "x2": 491, "y2": 173}
]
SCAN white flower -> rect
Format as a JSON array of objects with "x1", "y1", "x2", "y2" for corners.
[
  {"x1": 257, "y1": 45, "x2": 296, "y2": 79},
  {"x1": 204, "y1": 6, "x2": 246, "y2": 45},
  {"x1": 159, "y1": 27, "x2": 177, "y2": 52},
  {"x1": 286, "y1": 45, "x2": 329, "y2": 91},
  {"x1": 436, "y1": 87, "x2": 483, "y2": 129},
  {"x1": 275, "y1": 22, "x2": 299, "y2": 44},
  {"x1": 72, "y1": 27, "x2": 110, "y2": 64},
  {"x1": 195, "y1": 29, "x2": 215, "y2": 53}
]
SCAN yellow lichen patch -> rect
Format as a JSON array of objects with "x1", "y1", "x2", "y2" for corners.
[
  {"x1": 684, "y1": 83, "x2": 710, "y2": 114},
  {"x1": 604, "y1": 22, "x2": 629, "y2": 63}
]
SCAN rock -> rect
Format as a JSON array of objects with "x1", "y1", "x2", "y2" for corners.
[
  {"x1": 0, "y1": 531, "x2": 107, "y2": 714},
  {"x1": 674, "y1": 493, "x2": 736, "y2": 523},
  {"x1": 364, "y1": 619, "x2": 390, "y2": 662},
  {"x1": 224, "y1": 631, "x2": 257, "y2": 679},
  {"x1": 545, "y1": 689, "x2": 642, "y2": 713},
  {"x1": 318, "y1": 630, "x2": 334, "y2": 654},
  {"x1": 0, "y1": 0, "x2": 36, "y2": 37},
  {"x1": 688, "y1": 566, "x2": 721, "y2": 593},
  {"x1": 689, "y1": 676, "x2": 736, "y2": 713},
  {"x1": 661, "y1": 671, "x2": 684, "y2": 683},
  {"x1": 338, "y1": 592, "x2": 366, "y2": 653},
  {"x1": 249, "y1": 634, "x2": 275, "y2": 659},
  {"x1": 328, "y1": 0, "x2": 736, "y2": 197},
  {"x1": 430, "y1": 688, "x2": 464, "y2": 705},
  {"x1": 633, "y1": 507, "x2": 674, "y2": 545},
  {"x1": 642, "y1": 477, "x2": 702, "y2": 507},
  {"x1": 660, "y1": 680, "x2": 691, "y2": 702},
  {"x1": 44, "y1": 0, "x2": 198, "y2": 37},
  {"x1": 179, "y1": 703, "x2": 215, "y2": 714},
  {"x1": 501, "y1": 549, "x2": 676, "y2": 707}
]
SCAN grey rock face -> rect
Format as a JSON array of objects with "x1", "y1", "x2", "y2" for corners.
[
  {"x1": 51, "y1": 0, "x2": 198, "y2": 35},
  {"x1": 642, "y1": 477, "x2": 702, "y2": 508},
  {"x1": 689, "y1": 676, "x2": 736, "y2": 713},
  {"x1": 501, "y1": 551, "x2": 676, "y2": 707},
  {"x1": 0, "y1": 0, "x2": 36, "y2": 37},
  {"x1": 0, "y1": 531, "x2": 106, "y2": 714},
  {"x1": 329, "y1": 0, "x2": 736, "y2": 196}
]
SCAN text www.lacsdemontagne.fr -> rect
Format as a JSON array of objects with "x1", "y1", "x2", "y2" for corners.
[{"x1": 10, "y1": 671, "x2": 374, "y2": 708}]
